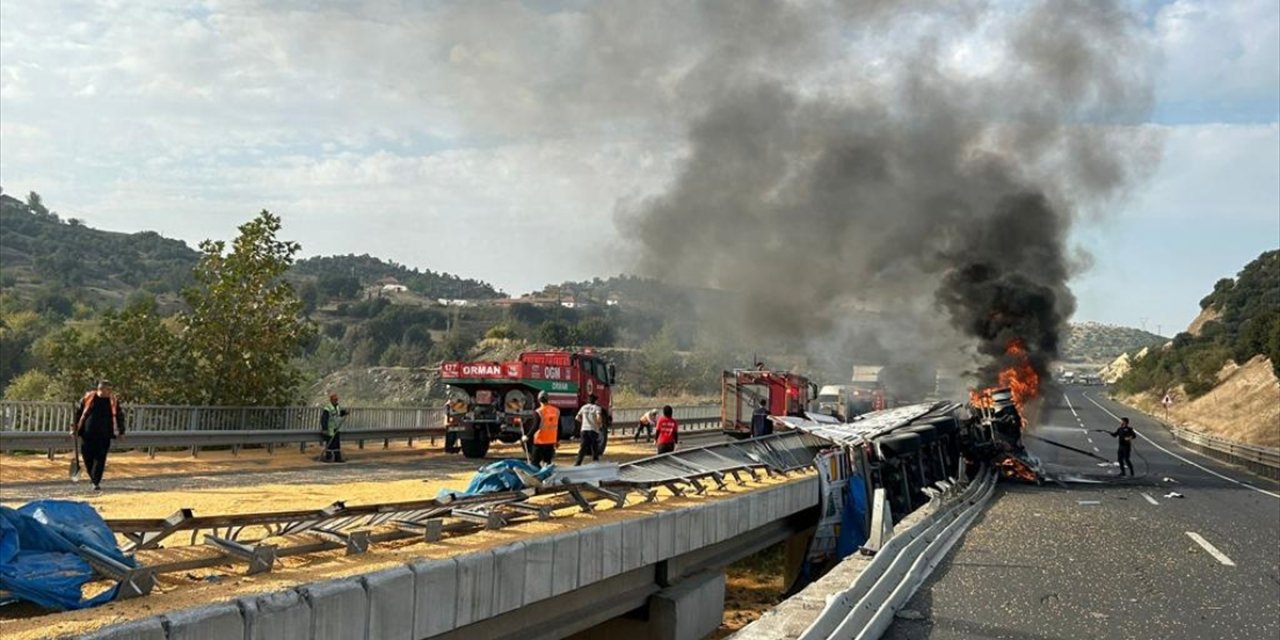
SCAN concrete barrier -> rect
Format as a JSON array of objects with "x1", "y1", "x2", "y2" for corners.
[
  {"x1": 492, "y1": 541, "x2": 528, "y2": 615},
  {"x1": 163, "y1": 602, "x2": 245, "y2": 640},
  {"x1": 302, "y1": 578, "x2": 367, "y2": 640},
  {"x1": 411, "y1": 558, "x2": 458, "y2": 638},
  {"x1": 366, "y1": 566, "x2": 415, "y2": 640},
  {"x1": 455, "y1": 549, "x2": 496, "y2": 627},
  {"x1": 80, "y1": 618, "x2": 166, "y2": 640},
  {"x1": 243, "y1": 590, "x2": 311, "y2": 640},
  {"x1": 80, "y1": 476, "x2": 820, "y2": 640}
]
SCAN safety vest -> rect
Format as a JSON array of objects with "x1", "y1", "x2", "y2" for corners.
[
  {"x1": 534, "y1": 404, "x2": 560, "y2": 445},
  {"x1": 324, "y1": 403, "x2": 345, "y2": 435}
]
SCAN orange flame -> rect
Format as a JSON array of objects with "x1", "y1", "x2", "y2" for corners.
[{"x1": 997, "y1": 339, "x2": 1040, "y2": 416}]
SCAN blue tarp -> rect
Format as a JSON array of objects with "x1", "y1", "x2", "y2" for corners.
[
  {"x1": 437, "y1": 459, "x2": 557, "y2": 500},
  {"x1": 0, "y1": 500, "x2": 135, "y2": 610},
  {"x1": 836, "y1": 475, "x2": 870, "y2": 557}
]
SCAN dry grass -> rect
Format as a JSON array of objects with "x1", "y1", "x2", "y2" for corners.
[
  {"x1": 1119, "y1": 355, "x2": 1280, "y2": 448},
  {"x1": 710, "y1": 543, "x2": 788, "y2": 638}
]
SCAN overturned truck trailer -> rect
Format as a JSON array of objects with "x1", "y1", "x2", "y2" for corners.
[{"x1": 777, "y1": 387, "x2": 1031, "y2": 530}]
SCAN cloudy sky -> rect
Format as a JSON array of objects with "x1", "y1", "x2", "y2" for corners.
[{"x1": 1, "y1": 0, "x2": 1276, "y2": 336}]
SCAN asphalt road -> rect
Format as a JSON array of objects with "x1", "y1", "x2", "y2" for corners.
[{"x1": 885, "y1": 385, "x2": 1280, "y2": 640}]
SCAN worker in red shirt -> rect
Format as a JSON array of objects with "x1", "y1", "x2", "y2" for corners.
[{"x1": 655, "y1": 405, "x2": 679, "y2": 455}]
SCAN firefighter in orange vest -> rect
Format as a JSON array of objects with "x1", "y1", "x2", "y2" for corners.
[{"x1": 528, "y1": 391, "x2": 561, "y2": 467}]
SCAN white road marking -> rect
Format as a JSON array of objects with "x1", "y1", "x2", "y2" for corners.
[
  {"x1": 1142, "y1": 493, "x2": 1159, "y2": 505},
  {"x1": 1078, "y1": 500, "x2": 1100, "y2": 506},
  {"x1": 1093, "y1": 446, "x2": 1100, "y2": 452},
  {"x1": 1082, "y1": 393, "x2": 1280, "y2": 500},
  {"x1": 1186, "y1": 532, "x2": 1236, "y2": 566},
  {"x1": 1063, "y1": 393, "x2": 1078, "y2": 417}
]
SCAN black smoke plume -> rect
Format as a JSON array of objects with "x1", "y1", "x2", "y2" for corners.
[{"x1": 619, "y1": 0, "x2": 1159, "y2": 385}]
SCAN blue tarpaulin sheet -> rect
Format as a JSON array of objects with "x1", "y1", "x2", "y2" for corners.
[
  {"x1": 0, "y1": 500, "x2": 135, "y2": 610},
  {"x1": 437, "y1": 459, "x2": 557, "y2": 500},
  {"x1": 837, "y1": 475, "x2": 870, "y2": 557}
]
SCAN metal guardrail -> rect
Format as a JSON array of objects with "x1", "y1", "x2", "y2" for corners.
[
  {"x1": 797, "y1": 466, "x2": 998, "y2": 640},
  {"x1": 0, "y1": 401, "x2": 722, "y2": 454},
  {"x1": 1163, "y1": 423, "x2": 1280, "y2": 479}
]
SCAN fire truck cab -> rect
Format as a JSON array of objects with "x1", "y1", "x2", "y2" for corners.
[{"x1": 721, "y1": 367, "x2": 818, "y2": 438}]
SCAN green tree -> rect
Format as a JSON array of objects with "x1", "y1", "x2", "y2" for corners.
[
  {"x1": 2, "y1": 370, "x2": 70, "y2": 401},
  {"x1": 574, "y1": 317, "x2": 616, "y2": 347},
  {"x1": 180, "y1": 211, "x2": 313, "y2": 405},
  {"x1": 536, "y1": 320, "x2": 575, "y2": 346},
  {"x1": 640, "y1": 328, "x2": 682, "y2": 395},
  {"x1": 37, "y1": 297, "x2": 189, "y2": 403}
]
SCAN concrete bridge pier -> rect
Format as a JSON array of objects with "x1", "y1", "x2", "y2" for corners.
[
  {"x1": 573, "y1": 570, "x2": 727, "y2": 640},
  {"x1": 575, "y1": 521, "x2": 814, "y2": 640}
]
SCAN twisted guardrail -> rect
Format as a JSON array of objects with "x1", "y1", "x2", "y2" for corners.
[{"x1": 795, "y1": 466, "x2": 998, "y2": 640}]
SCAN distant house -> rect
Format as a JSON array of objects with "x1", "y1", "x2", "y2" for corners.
[
  {"x1": 606, "y1": 298, "x2": 620, "y2": 307},
  {"x1": 560, "y1": 297, "x2": 578, "y2": 309},
  {"x1": 438, "y1": 298, "x2": 470, "y2": 307},
  {"x1": 382, "y1": 284, "x2": 408, "y2": 293}
]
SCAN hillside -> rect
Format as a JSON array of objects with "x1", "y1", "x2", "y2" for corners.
[
  {"x1": 0, "y1": 193, "x2": 505, "y2": 305},
  {"x1": 1114, "y1": 249, "x2": 1280, "y2": 447},
  {"x1": 1061, "y1": 321, "x2": 1166, "y2": 363},
  {"x1": 0, "y1": 192, "x2": 199, "y2": 303},
  {"x1": 293, "y1": 254, "x2": 503, "y2": 300},
  {"x1": 1122, "y1": 355, "x2": 1279, "y2": 448}
]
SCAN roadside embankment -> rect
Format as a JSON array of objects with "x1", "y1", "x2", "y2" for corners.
[{"x1": 1116, "y1": 355, "x2": 1280, "y2": 449}]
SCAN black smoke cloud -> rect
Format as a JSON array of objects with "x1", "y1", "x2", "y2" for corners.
[{"x1": 618, "y1": 0, "x2": 1159, "y2": 384}]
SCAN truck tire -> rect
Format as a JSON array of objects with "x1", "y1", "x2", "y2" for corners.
[{"x1": 461, "y1": 432, "x2": 491, "y2": 459}]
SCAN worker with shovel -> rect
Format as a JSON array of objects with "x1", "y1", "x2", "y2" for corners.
[
  {"x1": 72, "y1": 380, "x2": 123, "y2": 491},
  {"x1": 320, "y1": 392, "x2": 350, "y2": 463}
]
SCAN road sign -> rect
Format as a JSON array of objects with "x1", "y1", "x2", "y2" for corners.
[{"x1": 1162, "y1": 394, "x2": 1173, "y2": 407}]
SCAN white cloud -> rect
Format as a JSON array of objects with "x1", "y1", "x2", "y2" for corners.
[{"x1": 1155, "y1": 0, "x2": 1279, "y2": 109}]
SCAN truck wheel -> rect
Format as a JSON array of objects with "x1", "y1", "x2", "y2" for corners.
[{"x1": 461, "y1": 432, "x2": 491, "y2": 459}]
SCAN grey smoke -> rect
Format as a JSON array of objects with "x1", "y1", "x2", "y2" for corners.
[{"x1": 617, "y1": 0, "x2": 1160, "y2": 384}]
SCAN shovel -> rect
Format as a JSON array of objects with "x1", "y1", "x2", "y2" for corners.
[{"x1": 69, "y1": 430, "x2": 82, "y2": 483}]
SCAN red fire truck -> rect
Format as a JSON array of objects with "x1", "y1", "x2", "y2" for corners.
[
  {"x1": 440, "y1": 349, "x2": 616, "y2": 458},
  {"x1": 721, "y1": 367, "x2": 818, "y2": 437}
]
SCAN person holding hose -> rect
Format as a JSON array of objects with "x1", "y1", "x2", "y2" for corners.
[
  {"x1": 655, "y1": 405, "x2": 679, "y2": 455},
  {"x1": 73, "y1": 380, "x2": 123, "y2": 491},
  {"x1": 1108, "y1": 417, "x2": 1137, "y2": 477},
  {"x1": 320, "y1": 392, "x2": 349, "y2": 463}
]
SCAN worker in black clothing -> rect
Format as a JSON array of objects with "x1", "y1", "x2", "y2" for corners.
[
  {"x1": 73, "y1": 380, "x2": 123, "y2": 491},
  {"x1": 751, "y1": 399, "x2": 772, "y2": 438},
  {"x1": 1108, "y1": 417, "x2": 1137, "y2": 477}
]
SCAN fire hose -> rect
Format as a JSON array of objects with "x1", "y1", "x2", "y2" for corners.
[{"x1": 1025, "y1": 433, "x2": 1150, "y2": 478}]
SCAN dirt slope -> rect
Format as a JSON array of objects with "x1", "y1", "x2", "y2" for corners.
[{"x1": 1120, "y1": 355, "x2": 1280, "y2": 448}]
